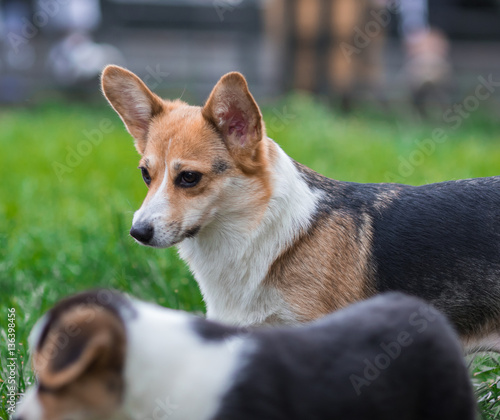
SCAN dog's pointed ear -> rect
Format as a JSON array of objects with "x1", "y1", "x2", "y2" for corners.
[
  {"x1": 202, "y1": 72, "x2": 264, "y2": 157},
  {"x1": 101, "y1": 65, "x2": 164, "y2": 154},
  {"x1": 33, "y1": 305, "x2": 125, "y2": 389}
]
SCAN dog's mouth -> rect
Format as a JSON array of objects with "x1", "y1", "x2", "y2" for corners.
[
  {"x1": 185, "y1": 226, "x2": 201, "y2": 239},
  {"x1": 130, "y1": 223, "x2": 201, "y2": 248}
]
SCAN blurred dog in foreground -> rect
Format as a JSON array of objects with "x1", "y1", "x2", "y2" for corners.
[
  {"x1": 102, "y1": 66, "x2": 500, "y2": 353},
  {"x1": 15, "y1": 290, "x2": 474, "y2": 420}
]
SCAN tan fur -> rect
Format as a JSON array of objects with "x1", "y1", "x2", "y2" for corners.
[
  {"x1": 102, "y1": 67, "x2": 272, "y2": 243},
  {"x1": 144, "y1": 107, "x2": 233, "y2": 231},
  {"x1": 459, "y1": 316, "x2": 500, "y2": 353},
  {"x1": 265, "y1": 213, "x2": 376, "y2": 322},
  {"x1": 32, "y1": 305, "x2": 126, "y2": 420},
  {"x1": 143, "y1": 103, "x2": 272, "y2": 235},
  {"x1": 372, "y1": 186, "x2": 403, "y2": 212}
]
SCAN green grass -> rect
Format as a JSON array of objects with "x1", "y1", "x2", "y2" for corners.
[{"x1": 1, "y1": 94, "x2": 500, "y2": 419}]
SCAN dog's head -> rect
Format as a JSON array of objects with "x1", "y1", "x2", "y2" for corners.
[
  {"x1": 14, "y1": 292, "x2": 127, "y2": 420},
  {"x1": 101, "y1": 66, "x2": 272, "y2": 248}
]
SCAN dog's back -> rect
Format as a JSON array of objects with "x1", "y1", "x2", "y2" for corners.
[
  {"x1": 211, "y1": 293, "x2": 476, "y2": 420},
  {"x1": 371, "y1": 177, "x2": 500, "y2": 340},
  {"x1": 285, "y1": 163, "x2": 500, "y2": 346}
]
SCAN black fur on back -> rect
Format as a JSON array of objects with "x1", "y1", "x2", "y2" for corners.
[
  {"x1": 192, "y1": 317, "x2": 247, "y2": 341},
  {"x1": 371, "y1": 178, "x2": 500, "y2": 335},
  {"x1": 295, "y1": 161, "x2": 500, "y2": 336},
  {"x1": 210, "y1": 293, "x2": 475, "y2": 420}
]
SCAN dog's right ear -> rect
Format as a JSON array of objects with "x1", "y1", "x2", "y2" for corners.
[
  {"x1": 101, "y1": 65, "x2": 164, "y2": 154},
  {"x1": 33, "y1": 305, "x2": 125, "y2": 389}
]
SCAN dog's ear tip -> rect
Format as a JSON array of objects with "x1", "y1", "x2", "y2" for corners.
[
  {"x1": 220, "y1": 71, "x2": 248, "y2": 87},
  {"x1": 102, "y1": 65, "x2": 119, "y2": 78},
  {"x1": 101, "y1": 65, "x2": 134, "y2": 83},
  {"x1": 223, "y1": 71, "x2": 245, "y2": 79}
]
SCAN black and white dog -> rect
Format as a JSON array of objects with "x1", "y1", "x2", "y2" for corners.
[{"x1": 15, "y1": 290, "x2": 475, "y2": 420}]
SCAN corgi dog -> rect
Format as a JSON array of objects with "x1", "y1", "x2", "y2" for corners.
[
  {"x1": 102, "y1": 65, "x2": 500, "y2": 351},
  {"x1": 15, "y1": 290, "x2": 475, "y2": 420}
]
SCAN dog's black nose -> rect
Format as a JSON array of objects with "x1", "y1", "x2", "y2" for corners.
[{"x1": 130, "y1": 223, "x2": 154, "y2": 244}]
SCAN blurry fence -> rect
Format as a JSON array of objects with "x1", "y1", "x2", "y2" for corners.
[
  {"x1": 97, "y1": 0, "x2": 265, "y2": 101},
  {"x1": 1, "y1": 0, "x2": 500, "y2": 105}
]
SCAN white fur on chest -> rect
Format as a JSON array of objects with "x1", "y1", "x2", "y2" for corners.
[
  {"x1": 178, "y1": 142, "x2": 321, "y2": 326},
  {"x1": 122, "y1": 301, "x2": 250, "y2": 420}
]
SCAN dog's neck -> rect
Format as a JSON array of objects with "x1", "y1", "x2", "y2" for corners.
[
  {"x1": 178, "y1": 139, "x2": 321, "y2": 326},
  {"x1": 122, "y1": 301, "x2": 247, "y2": 420}
]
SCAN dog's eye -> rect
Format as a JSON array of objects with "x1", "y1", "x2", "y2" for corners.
[
  {"x1": 177, "y1": 171, "x2": 202, "y2": 188},
  {"x1": 140, "y1": 167, "x2": 151, "y2": 186}
]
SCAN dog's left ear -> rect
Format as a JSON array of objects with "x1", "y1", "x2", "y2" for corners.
[
  {"x1": 101, "y1": 65, "x2": 164, "y2": 154},
  {"x1": 33, "y1": 305, "x2": 125, "y2": 389},
  {"x1": 202, "y1": 72, "x2": 264, "y2": 161}
]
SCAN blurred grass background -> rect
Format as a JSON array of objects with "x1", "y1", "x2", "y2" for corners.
[{"x1": 1, "y1": 95, "x2": 500, "y2": 418}]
